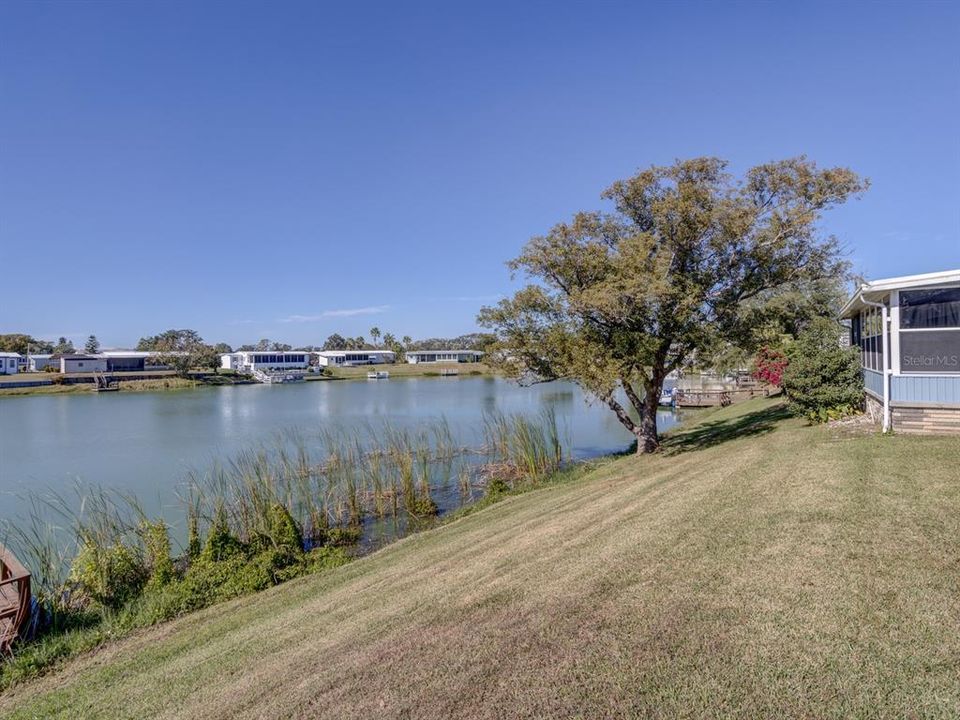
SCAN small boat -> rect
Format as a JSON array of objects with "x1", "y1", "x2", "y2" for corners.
[
  {"x1": 439, "y1": 368, "x2": 459, "y2": 376},
  {"x1": 658, "y1": 390, "x2": 674, "y2": 406},
  {"x1": 367, "y1": 370, "x2": 390, "y2": 379}
]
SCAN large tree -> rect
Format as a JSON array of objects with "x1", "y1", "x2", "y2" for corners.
[
  {"x1": 138, "y1": 329, "x2": 208, "y2": 376},
  {"x1": 479, "y1": 157, "x2": 867, "y2": 453}
]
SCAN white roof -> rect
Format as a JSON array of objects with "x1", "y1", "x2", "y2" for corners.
[
  {"x1": 0, "y1": 352, "x2": 22, "y2": 358},
  {"x1": 841, "y1": 268, "x2": 960, "y2": 317},
  {"x1": 99, "y1": 350, "x2": 153, "y2": 358}
]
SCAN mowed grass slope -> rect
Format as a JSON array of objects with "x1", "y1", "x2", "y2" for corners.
[{"x1": 2, "y1": 398, "x2": 959, "y2": 719}]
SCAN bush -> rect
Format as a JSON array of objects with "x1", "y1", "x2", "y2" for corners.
[
  {"x1": 752, "y1": 346, "x2": 788, "y2": 387},
  {"x1": 781, "y1": 318, "x2": 863, "y2": 422},
  {"x1": 67, "y1": 540, "x2": 148, "y2": 610}
]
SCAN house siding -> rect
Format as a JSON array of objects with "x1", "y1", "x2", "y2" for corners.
[{"x1": 891, "y1": 375, "x2": 960, "y2": 405}]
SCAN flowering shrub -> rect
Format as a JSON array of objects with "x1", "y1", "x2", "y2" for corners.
[{"x1": 752, "y1": 346, "x2": 788, "y2": 387}]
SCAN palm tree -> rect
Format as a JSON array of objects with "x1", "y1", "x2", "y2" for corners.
[
  {"x1": 369, "y1": 327, "x2": 381, "y2": 348},
  {"x1": 402, "y1": 335, "x2": 412, "y2": 347}
]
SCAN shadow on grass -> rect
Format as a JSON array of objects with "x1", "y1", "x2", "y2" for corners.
[{"x1": 661, "y1": 403, "x2": 792, "y2": 455}]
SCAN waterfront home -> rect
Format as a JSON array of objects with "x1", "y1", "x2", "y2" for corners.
[
  {"x1": 405, "y1": 349, "x2": 484, "y2": 364},
  {"x1": 841, "y1": 269, "x2": 960, "y2": 434},
  {"x1": 220, "y1": 351, "x2": 310, "y2": 373},
  {"x1": 27, "y1": 354, "x2": 54, "y2": 372},
  {"x1": 315, "y1": 350, "x2": 396, "y2": 367},
  {"x1": 99, "y1": 350, "x2": 156, "y2": 372},
  {"x1": 0, "y1": 353, "x2": 21, "y2": 375},
  {"x1": 55, "y1": 354, "x2": 108, "y2": 373}
]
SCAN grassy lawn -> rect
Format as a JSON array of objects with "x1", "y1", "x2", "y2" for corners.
[
  {"x1": 1, "y1": 398, "x2": 958, "y2": 718},
  {"x1": 325, "y1": 362, "x2": 492, "y2": 379}
]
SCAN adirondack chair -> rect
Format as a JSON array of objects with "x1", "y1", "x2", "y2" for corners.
[{"x1": 0, "y1": 544, "x2": 31, "y2": 654}]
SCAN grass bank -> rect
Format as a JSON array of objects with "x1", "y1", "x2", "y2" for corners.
[
  {"x1": 1, "y1": 398, "x2": 958, "y2": 718},
  {"x1": 322, "y1": 362, "x2": 492, "y2": 380},
  {"x1": 0, "y1": 373, "x2": 250, "y2": 397}
]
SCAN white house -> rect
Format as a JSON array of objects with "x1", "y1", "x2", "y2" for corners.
[
  {"x1": 315, "y1": 350, "x2": 396, "y2": 367},
  {"x1": 27, "y1": 354, "x2": 55, "y2": 372},
  {"x1": 58, "y1": 354, "x2": 108, "y2": 373},
  {"x1": 0, "y1": 352, "x2": 21, "y2": 375},
  {"x1": 840, "y1": 269, "x2": 960, "y2": 434},
  {"x1": 405, "y1": 350, "x2": 484, "y2": 364},
  {"x1": 220, "y1": 351, "x2": 311, "y2": 373}
]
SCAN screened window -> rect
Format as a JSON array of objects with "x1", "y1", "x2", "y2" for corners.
[
  {"x1": 900, "y1": 288, "x2": 960, "y2": 329},
  {"x1": 899, "y1": 287, "x2": 960, "y2": 374}
]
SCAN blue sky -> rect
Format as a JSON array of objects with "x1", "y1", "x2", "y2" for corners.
[{"x1": 1, "y1": 0, "x2": 958, "y2": 348}]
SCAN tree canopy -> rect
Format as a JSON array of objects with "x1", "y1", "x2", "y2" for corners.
[{"x1": 479, "y1": 157, "x2": 867, "y2": 453}]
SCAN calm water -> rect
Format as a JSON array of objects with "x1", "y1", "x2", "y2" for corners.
[{"x1": 0, "y1": 377, "x2": 681, "y2": 528}]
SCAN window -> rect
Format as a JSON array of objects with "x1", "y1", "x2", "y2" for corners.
[
  {"x1": 858, "y1": 307, "x2": 885, "y2": 372},
  {"x1": 899, "y1": 287, "x2": 960, "y2": 374},
  {"x1": 900, "y1": 288, "x2": 960, "y2": 329}
]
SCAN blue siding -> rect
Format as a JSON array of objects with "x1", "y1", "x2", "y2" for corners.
[
  {"x1": 863, "y1": 369, "x2": 884, "y2": 398},
  {"x1": 892, "y1": 375, "x2": 960, "y2": 405}
]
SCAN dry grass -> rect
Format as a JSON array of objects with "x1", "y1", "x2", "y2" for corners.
[{"x1": 1, "y1": 398, "x2": 958, "y2": 719}]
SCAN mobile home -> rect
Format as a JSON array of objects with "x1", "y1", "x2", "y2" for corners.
[
  {"x1": 220, "y1": 351, "x2": 310, "y2": 373},
  {"x1": 0, "y1": 353, "x2": 21, "y2": 375},
  {"x1": 405, "y1": 350, "x2": 484, "y2": 364},
  {"x1": 841, "y1": 269, "x2": 960, "y2": 434},
  {"x1": 315, "y1": 350, "x2": 395, "y2": 367}
]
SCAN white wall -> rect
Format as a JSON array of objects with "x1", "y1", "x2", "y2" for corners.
[{"x1": 61, "y1": 358, "x2": 107, "y2": 373}]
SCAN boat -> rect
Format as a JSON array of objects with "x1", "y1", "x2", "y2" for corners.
[
  {"x1": 0, "y1": 543, "x2": 32, "y2": 653},
  {"x1": 439, "y1": 368, "x2": 459, "y2": 376},
  {"x1": 366, "y1": 370, "x2": 390, "y2": 379}
]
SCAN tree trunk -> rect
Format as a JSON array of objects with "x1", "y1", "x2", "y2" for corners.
[{"x1": 636, "y1": 383, "x2": 661, "y2": 453}]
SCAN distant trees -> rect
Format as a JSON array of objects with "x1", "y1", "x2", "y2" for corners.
[
  {"x1": 84, "y1": 335, "x2": 100, "y2": 354},
  {"x1": 369, "y1": 327, "x2": 381, "y2": 347},
  {"x1": 323, "y1": 334, "x2": 347, "y2": 351},
  {"x1": 138, "y1": 329, "x2": 213, "y2": 377},
  {"x1": 53, "y1": 336, "x2": 75, "y2": 354},
  {"x1": 480, "y1": 157, "x2": 867, "y2": 453},
  {"x1": 0, "y1": 334, "x2": 53, "y2": 354}
]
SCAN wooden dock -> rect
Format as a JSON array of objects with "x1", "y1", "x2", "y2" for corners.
[
  {"x1": 0, "y1": 543, "x2": 32, "y2": 653},
  {"x1": 674, "y1": 386, "x2": 770, "y2": 408}
]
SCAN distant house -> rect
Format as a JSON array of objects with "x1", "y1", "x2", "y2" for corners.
[
  {"x1": 315, "y1": 350, "x2": 395, "y2": 367},
  {"x1": 220, "y1": 351, "x2": 310, "y2": 373},
  {"x1": 840, "y1": 269, "x2": 960, "y2": 434},
  {"x1": 56, "y1": 354, "x2": 108, "y2": 374},
  {"x1": 405, "y1": 350, "x2": 484, "y2": 364},
  {"x1": 0, "y1": 353, "x2": 21, "y2": 375},
  {"x1": 100, "y1": 350, "x2": 153, "y2": 372},
  {"x1": 27, "y1": 354, "x2": 55, "y2": 372}
]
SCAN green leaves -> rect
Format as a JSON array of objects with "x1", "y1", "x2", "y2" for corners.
[{"x1": 480, "y1": 156, "x2": 867, "y2": 451}]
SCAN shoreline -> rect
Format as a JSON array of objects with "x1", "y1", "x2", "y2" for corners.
[{"x1": 0, "y1": 363, "x2": 497, "y2": 397}]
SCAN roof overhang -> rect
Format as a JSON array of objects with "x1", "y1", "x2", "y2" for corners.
[{"x1": 840, "y1": 269, "x2": 960, "y2": 318}]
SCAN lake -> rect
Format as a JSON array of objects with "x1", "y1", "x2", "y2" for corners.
[{"x1": 0, "y1": 377, "x2": 682, "y2": 531}]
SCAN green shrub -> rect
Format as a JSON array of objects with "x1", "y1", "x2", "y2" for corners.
[
  {"x1": 67, "y1": 540, "x2": 147, "y2": 610},
  {"x1": 202, "y1": 505, "x2": 244, "y2": 562},
  {"x1": 140, "y1": 520, "x2": 174, "y2": 589},
  {"x1": 781, "y1": 318, "x2": 863, "y2": 422},
  {"x1": 254, "y1": 503, "x2": 303, "y2": 553}
]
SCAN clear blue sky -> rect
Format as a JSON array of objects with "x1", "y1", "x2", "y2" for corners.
[{"x1": 2, "y1": 0, "x2": 958, "y2": 348}]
